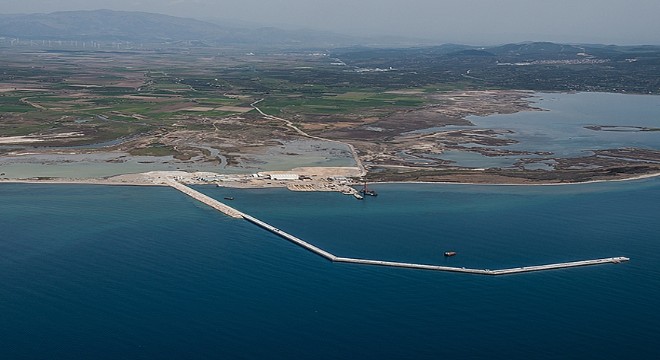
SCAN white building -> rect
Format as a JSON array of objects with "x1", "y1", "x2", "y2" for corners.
[{"x1": 268, "y1": 174, "x2": 299, "y2": 181}]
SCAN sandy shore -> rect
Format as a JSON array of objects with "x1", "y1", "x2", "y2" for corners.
[
  {"x1": 2, "y1": 169, "x2": 659, "y2": 191},
  {"x1": 373, "y1": 172, "x2": 660, "y2": 187}
]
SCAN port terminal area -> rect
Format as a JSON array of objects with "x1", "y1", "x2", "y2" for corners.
[
  {"x1": 166, "y1": 179, "x2": 630, "y2": 276},
  {"x1": 133, "y1": 167, "x2": 365, "y2": 199}
]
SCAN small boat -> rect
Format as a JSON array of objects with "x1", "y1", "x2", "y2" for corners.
[
  {"x1": 444, "y1": 251, "x2": 457, "y2": 257},
  {"x1": 224, "y1": 196, "x2": 234, "y2": 200}
]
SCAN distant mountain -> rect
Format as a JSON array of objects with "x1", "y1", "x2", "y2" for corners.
[
  {"x1": 486, "y1": 42, "x2": 587, "y2": 60},
  {"x1": 0, "y1": 10, "x2": 224, "y2": 41},
  {"x1": 0, "y1": 9, "x2": 366, "y2": 47},
  {"x1": 447, "y1": 49, "x2": 496, "y2": 57},
  {"x1": 337, "y1": 41, "x2": 660, "y2": 63},
  {"x1": 4, "y1": 11, "x2": 656, "y2": 52}
]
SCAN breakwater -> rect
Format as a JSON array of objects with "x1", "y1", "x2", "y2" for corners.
[{"x1": 168, "y1": 181, "x2": 629, "y2": 276}]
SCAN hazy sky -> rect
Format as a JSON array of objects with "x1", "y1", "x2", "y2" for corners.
[{"x1": 2, "y1": 0, "x2": 660, "y2": 44}]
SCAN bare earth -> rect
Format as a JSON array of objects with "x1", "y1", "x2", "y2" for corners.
[{"x1": 2, "y1": 90, "x2": 660, "y2": 189}]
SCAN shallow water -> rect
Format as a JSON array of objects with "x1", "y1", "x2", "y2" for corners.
[
  {"x1": 440, "y1": 92, "x2": 660, "y2": 168},
  {"x1": 0, "y1": 139, "x2": 356, "y2": 178}
]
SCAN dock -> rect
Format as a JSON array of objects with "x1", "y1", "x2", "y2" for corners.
[{"x1": 167, "y1": 180, "x2": 629, "y2": 276}]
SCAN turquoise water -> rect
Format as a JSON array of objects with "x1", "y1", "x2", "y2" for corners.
[{"x1": 1, "y1": 180, "x2": 659, "y2": 359}]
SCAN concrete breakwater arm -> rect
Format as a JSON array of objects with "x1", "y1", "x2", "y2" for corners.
[
  {"x1": 165, "y1": 179, "x2": 245, "y2": 219},
  {"x1": 241, "y1": 214, "x2": 338, "y2": 261},
  {"x1": 334, "y1": 256, "x2": 629, "y2": 275},
  {"x1": 333, "y1": 257, "x2": 490, "y2": 274},
  {"x1": 166, "y1": 180, "x2": 629, "y2": 276},
  {"x1": 489, "y1": 257, "x2": 630, "y2": 275}
]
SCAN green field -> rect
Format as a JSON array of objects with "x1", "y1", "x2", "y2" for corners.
[{"x1": 259, "y1": 91, "x2": 426, "y2": 115}]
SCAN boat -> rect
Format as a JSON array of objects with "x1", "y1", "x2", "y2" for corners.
[
  {"x1": 444, "y1": 251, "x2": 457, "y2": 257},
  {"x1": 353, "y1": 193, "x2": 364, "y2": 200},
  {"x1": 224, "y1": 196, "x2": 234, "y2": 200}
]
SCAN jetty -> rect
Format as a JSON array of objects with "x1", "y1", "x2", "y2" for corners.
[
  {"x1": 241, "y1": 213, "x2": 337, "y2": 261},
  {"x1": 167, "y1": 180, "x2": 629, "y2": 276},
  {"x1": 333, "y1": 256, "x2": 629, "y2": 275},
  {"x1": 165, "y1": 179, "x2": 245, "y2": 218}
]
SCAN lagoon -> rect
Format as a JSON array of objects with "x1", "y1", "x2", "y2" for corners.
[{"x1": 440, "y1": 92, "x2": 660, "y2": 168}]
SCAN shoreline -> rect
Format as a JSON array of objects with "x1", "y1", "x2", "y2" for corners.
[
  {"x1": 1, "y1": 170, "x2": 659, "y2": 189},
  {"x1": 0, "y1": 179, "x2": 165, "y2": 187},
  {"x1": 370, "y1": 171, "x2": 660, "y2": 187}
]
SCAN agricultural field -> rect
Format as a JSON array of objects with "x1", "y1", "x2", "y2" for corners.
[{"x1": 1, "y1": 43, "x2": 659, "y2": 182}]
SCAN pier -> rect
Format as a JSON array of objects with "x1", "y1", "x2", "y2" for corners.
[
  {"x1": 334, "y1": 256, "x2": 629, "y2": 275},
  {"x1": 165, "y1": 179, "x2": 245, "y2": 218},
  {"x1": 241, "y1": 213, "x2": 337, "y2": 261},
  {"x1": 167, "y1": 180, "x2": 629, "y2": 276}
]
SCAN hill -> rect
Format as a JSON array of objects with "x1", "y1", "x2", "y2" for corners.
[{"x1": 0, "y1": 9, "x2": 361, "y2": 47}]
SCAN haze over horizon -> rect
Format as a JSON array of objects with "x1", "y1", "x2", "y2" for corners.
[{"x1": 1, "y1": 0, "x2": 659, "y2": 45}]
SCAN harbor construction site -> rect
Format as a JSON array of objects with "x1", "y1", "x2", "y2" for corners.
[{"x1": 165, "y1": 179, "x2": 630, "y2": 276}]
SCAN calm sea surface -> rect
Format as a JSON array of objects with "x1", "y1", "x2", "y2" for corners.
[
  {"x1": 1, "y1": 179, "x2": 659, "y2": 359},
  {"x1": 439, "y1": 92, "x2": 660, "y2": 168}
]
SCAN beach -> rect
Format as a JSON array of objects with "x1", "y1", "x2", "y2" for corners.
[{"x1": 3, "y1": 167, "x2": 660, "y2": 192}]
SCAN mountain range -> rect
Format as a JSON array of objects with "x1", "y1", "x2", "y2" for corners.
[
  {"x1": 0, "y1": 9, "x2": 418, "y2": 47},
  {"x1": 2, "y1": 10, "x2": 659, "y2": 56}
]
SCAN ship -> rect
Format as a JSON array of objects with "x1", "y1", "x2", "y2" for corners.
[
  {"x1": 224, "y1": 196, "x2": 234, "y2": 201},
  {"x1": 444, "y1": 251, "x2": 457, "y2": 257}
]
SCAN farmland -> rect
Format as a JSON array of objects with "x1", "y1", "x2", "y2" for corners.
[{"x1": 1, "y1": 42, "x2": 660, "y2": 182}]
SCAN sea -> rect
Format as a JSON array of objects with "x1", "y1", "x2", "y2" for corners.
[
  {"x1": 1, "y1": 178, "x2": 660, "y2": 359},
  {"x1": 2, "y1": 91, "x2": 660, "y2": 359}
]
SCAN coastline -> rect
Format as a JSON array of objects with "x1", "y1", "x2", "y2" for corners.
[
  {"x1": 1, "y1": 169, "x2": 659, "y2": 190},
  {"x1": 3, "y1": 91, "x2": 659, "y2": 190},
  {"x1": 0, "y1": 179, "x2": 164, "y2": 187},
  {"x1": 370, "y1": 171, "x2": 660, "y2": 187}
]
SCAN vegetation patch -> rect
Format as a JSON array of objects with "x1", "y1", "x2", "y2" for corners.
[{"x1": 128, "y1": 142, "x2": 178, "y2": 157}]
